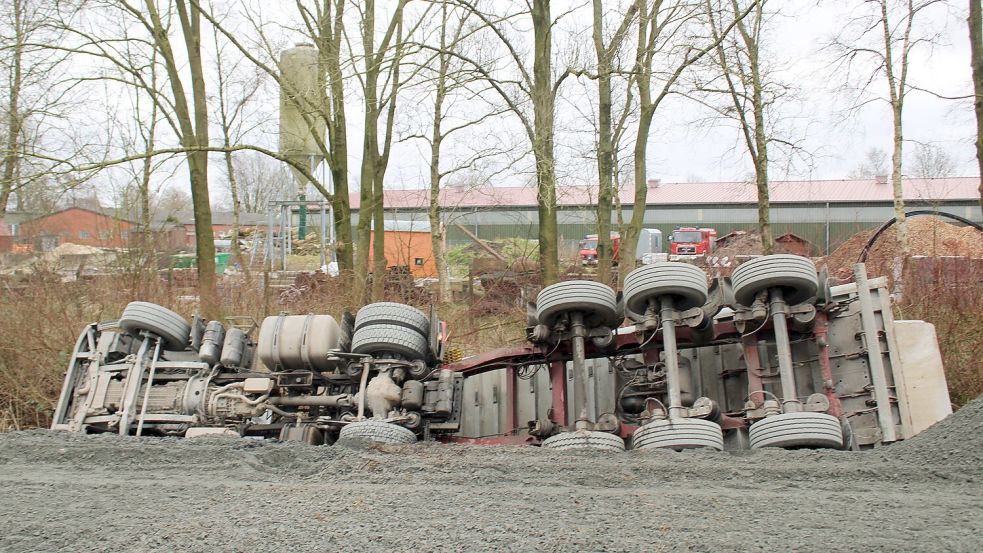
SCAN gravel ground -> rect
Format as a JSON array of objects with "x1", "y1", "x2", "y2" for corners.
[{"x1": 1, "y1": 399, "x2": 981, "y2": 553}]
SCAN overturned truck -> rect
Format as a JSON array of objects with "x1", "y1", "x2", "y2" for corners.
[{"x1": 51, "y1": 255, "x2": 952, "y2": 451}]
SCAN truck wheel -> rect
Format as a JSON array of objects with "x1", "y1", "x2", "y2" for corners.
[
  {"x1": 748, "y1": 412, "x2": 843, "y2": 449},
  {"x1": 631, "y1": 418, "x2": 724, "y2": 451},
  {"x1": 339, "y1": 420, "x2": 417, "y2": 444},
  {"x1": 541, "y1": 430, "x2": 626, "y2": 452},
  {"x1": 354, "y1": 302, "x2": 429, "y2": 337},
  {"x1": 351, "y1": 323, "x2": 429, "y2": 361},
  {"x1": 731, "y1": 254, "x2": 818, "y2": 307},
  {"x1": 118, "y1": 301, "x2": 191, "y2": 351},
  {"x1": 535, "y1": 280, "x2": 621, "y2": 328},
  {"x1": 623, "y1": 263, "x2": 708, "y2": 318}
]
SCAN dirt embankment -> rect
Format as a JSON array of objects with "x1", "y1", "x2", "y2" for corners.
[{"x1": 0, "y1": 397, "x2": 980, "y2": 552}]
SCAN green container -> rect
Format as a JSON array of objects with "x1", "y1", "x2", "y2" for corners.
[
  {"x1": 171, "y1": 254, "x2": 196, "y2": 268},
  {"x1": 215, "y1": 252, "x2": 231, "y2": 273},
  {"x1": 171, "y1": 253, "x2": 231, "y2": 273}
]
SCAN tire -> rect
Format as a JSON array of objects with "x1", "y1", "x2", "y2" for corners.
[
  {"x1": 632, "y1": 418, "x2": 724, "y2": 451},
  {"x1": 535, "y1": 280, "x2": 621, "y2": 328},
  {"x1": 731, "y1": 254, "x2": 818, "y2": 307},
  {"x1": 623, "y1": 263, "x2": 708, "y2": 318},
  {"x1": 339, "y1": 420, "x2": 417, "y2": 444},
  {"x1": 541, "y1": 430, "x2": 626, "y2": 452},
  {"x1": 351, "y1": 323, "x2": 429, "y2": 361},
  {"x1": 118, "y1": 301, "x2": 191, "y2": 351},
  {"x1": 354, "y1": 302, "x2": 429, "y2": 337},
  {"x1": 749, "y1": 412, "x2": 843, "y2": 449}
]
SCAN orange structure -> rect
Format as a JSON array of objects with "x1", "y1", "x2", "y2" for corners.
[{"x1": 368, "y1": 221, "x2": 436, "y2": 278}]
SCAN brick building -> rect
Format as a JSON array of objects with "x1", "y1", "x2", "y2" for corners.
[
  {"x1": 14, "y1": 207, "x2": 265, "y2": 252},
  {"x1": 0, "y1": 220, "x2": 12, "y2": 252},
  {"x1": 18, "y1": 207, "x2": 135, "y2": 250}
]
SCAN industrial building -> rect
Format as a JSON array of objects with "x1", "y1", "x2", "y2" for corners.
[{"x1": 334, "y1": 176, "x2": 981, "y2": 256}]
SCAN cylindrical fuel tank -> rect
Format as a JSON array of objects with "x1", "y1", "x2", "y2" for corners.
[
  {"x1": 199, "y1": 321, "x2": 225, "y2": 366},
  {"x1": 221, "y1": 328, "x2": 247, "y2": 368},
  {"x1": 257, "y1": 314, "x2": 342, "y2": 371}
]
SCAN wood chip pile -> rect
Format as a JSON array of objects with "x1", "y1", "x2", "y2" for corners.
[{"x1": 821, "y1": 218, "x2": 983, "y2": 281}]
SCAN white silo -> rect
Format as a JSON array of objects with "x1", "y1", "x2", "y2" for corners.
[{"x1": 279, "y1": 43, "x2": 326, "y2": 242}]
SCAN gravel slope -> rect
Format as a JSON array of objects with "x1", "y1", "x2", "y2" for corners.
[{"x1": 0, "y1": 399, "x2": 980, "y2": 553}]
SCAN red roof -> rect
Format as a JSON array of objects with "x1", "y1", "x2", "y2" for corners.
[{"x1": 351, "y1": 177, "x2": 980, "y2": 209}]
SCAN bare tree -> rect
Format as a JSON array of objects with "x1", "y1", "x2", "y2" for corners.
[
  {"x1": 0, "y1": 0, "x2": 76, "y2": 217},
  {"x1": 699, "y1": 0, "x2": 807, "y2": 254},
  {"x1": 211, "y1": 19, "x2": 263, "y2": 268},
  {"x1": 402, "y1": 2, "x2": 511, "y2": 301},
  {"x1": 231, "y1": 151, "x2": 291, "y2": 213},
  {"x1": 589, "y1": 0, "x2": 639, "y2": 283},
  {"x1": 831, "y1": 0, "x2": 945, "y2": 255},
  {"x1": 438, "y1": 1, "x2": 583, "y2": 285},
  {"x1": 617, "y1": 0, "x2": 759, "y2": 283},
  {"x1": 199, "y1": 1, "x2": 355, "y2": 278},
  {"x1": 849, "y1": 147, "x2": 890, "y2": 178},
  {"x1": 353, "y1": 0, "x2": 414, "y2": 302},
  {"x1": 139, "y1": 0, "x2": 218, "y2": 314},
  {"x1": 909, "y1": 143, "x2": 955, "y2": 179},
  {"x1": 0, "y1": 0, "x2": 28, "y2": 216},
  {"x1": 295, "y1": 0, "x2": 354, "y2": 274},
  {"x1": 60, "y1": 0, "x2": 221, "y2": 313}
]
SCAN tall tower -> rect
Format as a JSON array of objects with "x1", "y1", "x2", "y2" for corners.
[{"x1": 279, "y1": 43, "x2": 325, "y2": 240}]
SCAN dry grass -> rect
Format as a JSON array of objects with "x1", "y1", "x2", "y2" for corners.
[{"x1": 894, "y1": 260, "x2": 983, "y2": 407}]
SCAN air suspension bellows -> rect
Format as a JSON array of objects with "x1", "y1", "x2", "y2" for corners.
[
  {"x1": 731, "y1": 255, "x2": 843, "y2": 449},
  {"x1": 623, "y1": 263, "x2": 724, "y2": 451}
]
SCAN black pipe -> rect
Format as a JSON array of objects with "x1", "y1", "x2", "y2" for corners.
[{"x1": 859, "y1": 210, "x2": 983, "y2": 262}]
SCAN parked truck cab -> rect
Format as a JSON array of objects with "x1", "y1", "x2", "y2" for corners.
[{"x1": 669, "y1": 227, "x2": 717, "y2": 255}]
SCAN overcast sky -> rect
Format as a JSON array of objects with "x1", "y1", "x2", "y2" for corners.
[
  {"x1": 60, "y1": 0, "x2": 979, "y2": 208},
  {"x1": 376, "y1": 0, "x2": 979, "y2": 190}
]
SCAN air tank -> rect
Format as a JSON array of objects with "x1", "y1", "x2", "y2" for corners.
[
  {"x1": 199, "y1": 320, "x2": 225, "y2": 366},
  {"x1": 220, "y1": 328, "x2": 247, "y2": 369}
]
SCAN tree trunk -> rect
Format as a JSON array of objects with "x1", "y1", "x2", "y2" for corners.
[
  {"x1": 184, "y1": 2, "x2": 217, "y2": 316},
  {"x1": 879, "y1": 0, "x2": 908, "y2": 255},
  {"x1": 0, "y1": 0, "x2": 23, "y2": 218},
  {"x1": 371, "y1": 165, "x2": 386, "y2": 301},
  {"x1": 430, "y1": 13, "x2": 451, "y2": 302},
  {"x1": 152, "y1": 0, "x2": 217, "y2": 316},
  {"x1": 354, "y1": 0, "x2": 404, "y2": 303},
  {"x1": 532, "y1": 0, "x2": 559, "y2": 285},
  {"x1": 139, "y1": 97, "x2": 157, "y2": 253},
  {"x1": 353, "y1": 0, "x2": 379, "y2": 305},
  {"x1": 970, "y1": 0, "x2": 983, "y2": 211},
  {"x1": 322, "y1": 0, "x2": 353, "y2": 276},
  {"x1": 891, "y1": 102, "x2": 908, "y2": 254},
  {"x1": 593, "y1": 0, "x2": 614, "y2": 285},
  {"x1": 747, "y1": 16, "x2": 772, "y2": 255},
  {"x1": 622, "y1": 103, "x2": 654, "y2": 289},
  {"x1": 224, "y1": 149, "x2": 242, "y2": 268},
  {"x1": 620, "y1": 5, "x2": 655, "y2": 289}
]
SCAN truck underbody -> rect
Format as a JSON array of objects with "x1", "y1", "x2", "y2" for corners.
[{"x1": 51, "y1": 256, "x2": 951, "y2": 451}]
